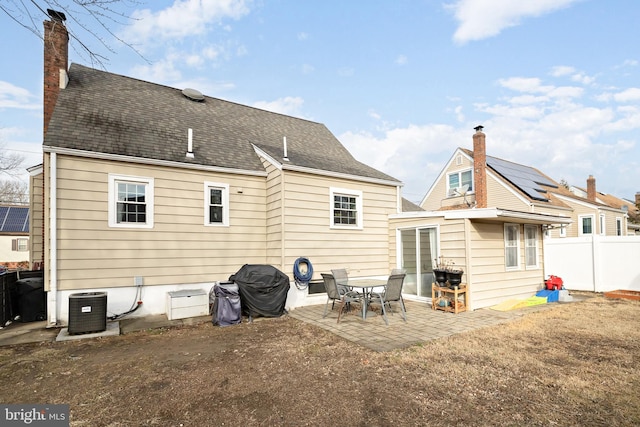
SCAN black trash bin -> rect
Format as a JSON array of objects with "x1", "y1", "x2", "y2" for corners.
[{"x1": 15, "y1": 277, "x2": 46, "y2": 322}]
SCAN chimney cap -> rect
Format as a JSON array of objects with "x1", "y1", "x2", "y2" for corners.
[
  {"x1": 47, "y1": 9, "x2": 66, "y2": 22},
  {"x1": 474, "y1": 125, "x2": 484, "y2": 132}
]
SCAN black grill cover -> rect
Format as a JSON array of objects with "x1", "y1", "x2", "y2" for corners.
[{"x1": 229, "y1": 264, "x2": 290, "y2": 318}]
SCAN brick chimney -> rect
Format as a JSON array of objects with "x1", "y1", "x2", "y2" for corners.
[
  {"x1": 473, "y1": 125, "x2": 487, "y2": 208},
  {"x1": 43, "y1": 10, "x2": 68, "y2": 136},
  {"x1": 586, "y1": 175, "x2": 596, "y2": 202},
  {"x1": 635, "y1": 192, "x2": 640, "y2": 207}
]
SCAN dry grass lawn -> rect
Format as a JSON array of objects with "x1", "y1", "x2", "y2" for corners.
[{"x1": 0, "y1": 294, "x2": 639, "y2": 426}]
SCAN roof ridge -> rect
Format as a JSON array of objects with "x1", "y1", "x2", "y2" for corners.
[{"x1": 70, "y1": 63, "x2": 326, "y2": 127}]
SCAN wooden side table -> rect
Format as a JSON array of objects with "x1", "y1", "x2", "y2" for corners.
[{"x1": 431, "y1": 283, "x2": 468, "y2": 314}]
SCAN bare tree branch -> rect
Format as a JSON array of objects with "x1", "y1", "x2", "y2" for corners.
[
  {"x1": 1, "y1": 0, "x2": 149, "y2": 68},
  {"x1": 0, "y1": 142, "x2": 25, "y2": 178},
  {"x1": 0, "y1": 180, "x2": 29, "y2": 205}
]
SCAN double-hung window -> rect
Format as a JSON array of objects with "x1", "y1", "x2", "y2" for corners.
[
  {"x1": 599, "y1": 214, "x2": 606, "y2": 235},
  {"x1": 204, "y1": 182, "x2": 229, "y2": 227},
  {"x1": 108, "y1": 174, "x2": 154, "y2": 228},
  {"x1": 524, "y1": 225, "x2": 539, "y2": 269},
  {"x1": 504, "y1": 224, "x2": 520, "y2": 270},
  {"x1": 579, "y1": 215, "x2": 594, "y2": 236},
  {"x1": 616, "y1": 218, "x2": 622, "y2": 236},
  {"x1": 447, "y1": 169, "x2": 473, "y2": 196},
  {"x1": 12, "y1": 238, "x2": 28, "y2": 252},
  {"x1": 330, "y1": 188, "x2": 363, "y2": 229}
]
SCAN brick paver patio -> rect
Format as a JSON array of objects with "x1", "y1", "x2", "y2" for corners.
[{"x1": 288, "y1": 299, "x2": 553, "y2": 352}]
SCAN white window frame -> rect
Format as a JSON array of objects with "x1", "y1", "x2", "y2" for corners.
[
  {"x1": 12, "y1": 238, "x2": 28, "y2": 252},
  {"x1": 330, "y1": 187, "x2": 363, "y2": 230},
  {"x1": 524, "y1": 225, "x2": 539, "y2": 269},
  {"x1": 579, "y1": 214, "x2": 595, "y2": 236},
  {"x1": 446, "y1": 168, "x2": 473, "y2": 197},
  {"x1": 504, "y1": 223, "x2": 520, "y2": 271},
  {"x1": 204, "y1": 182, "x2": 230, "y2": 227},
  {"x1": 108, "y1": 174, "x2": 154, "y2": 229},
  {"x1": 599, "y1": 213, "x2": 606, "y2": 235},
  {"x1": 616, "y1": 217, "x2": 623, "y2": 236}
]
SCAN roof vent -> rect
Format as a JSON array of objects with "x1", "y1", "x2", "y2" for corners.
[{"x1": 182, "y1": 88, "x2": 205, "y2": 102}]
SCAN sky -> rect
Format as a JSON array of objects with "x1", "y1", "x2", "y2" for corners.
[{"x1": 1, "y1": 0, "x2": 639, "y2": 204}]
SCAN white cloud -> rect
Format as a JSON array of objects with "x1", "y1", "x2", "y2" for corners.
[
  {"x1": 0, "y1": 81, "x2": 39, "y2": 110},
  {"x1": 497, "y1": 77, "x2": 583, "y2": 99},
  {"x1": 550, "y1": 66, "x2": 575, "y2": 77},
  {"x1": 123, "y1": 0, "x2": 251, "y2": 43},
  {"x1": 253, "y1": 97, "x2": 305, "y2": 117},
  {"x1": 347, "y1": 69, "x2": 640, "y2": 203},
  {"x1": 613, "y1": 59, "x2": 638, "y2": 69},
  {"x1": 454, "y1": 105, "x2": 465, "y2": 123},
  {"x1": 614, "y1": 88, "x2": 640, "y2": 102},
  {"x1": 447, "y1": 0, "x2": 581, "y2": 44},
  {"x1": 130, "y1": 55, "x2": 183, "y2": 83},
  {"x1": 498, "y1": 77, "x2": 551, "y2": 93},
  {"x1": 395, "y1": 55, "x2": 408, "y2": 66},
  {"x1": 368, "y1": 110, "x2": 381, "y2": 120},
  {"x1": 297, "y1": 32, "x2": 308, "y2": 41},
  {"x1": 340, "y1": 124, "x2": 468, "y2": 202}
]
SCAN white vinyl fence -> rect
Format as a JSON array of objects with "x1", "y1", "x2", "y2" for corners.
[{"x1": 543, "y1": 235, "x2": 640, "y2": 292}]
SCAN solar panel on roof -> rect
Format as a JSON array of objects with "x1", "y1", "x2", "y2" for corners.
[
  {"x1": 0, "y1": 207, "x2": 29, "y2": 233},
  {"x1": 487, "y1": 156, "x2": 557, "y2": 201}
]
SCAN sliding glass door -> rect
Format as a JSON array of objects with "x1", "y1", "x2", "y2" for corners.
[{"x1": 399, "y1": 227, "x2": 438, "y2": 299}]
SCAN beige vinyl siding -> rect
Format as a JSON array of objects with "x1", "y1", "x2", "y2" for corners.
[
  {"x1": 560, "y1": 201, "x2": 596, "y2": 237},
  {"x1": 604, "y1": 211, "x2": 621, "y2": 236},
  {"x1": 421, "y1": 152, "x2": 473, "y2": 211},
  {"x1": 262, "y1": 158, "x2": 283, "y2": 267},
  {"x1": 485, "y1": 173, "x2": 530, "y2": 210},
  {"x1": 46, "y1": 154, "x2": 267, "y2": 290},
  {"x1": 421, "y1": 176, "x2": 447, "y2": 211},
  {"x1": 281, "y1": 170, "x2": 397, "y2": 279},
  {"x1": 469, "y1": 221, "x2": 544, "y2": 309},
  {"x1": 29, "y1": 172, "x2": 44, "y2": 268}
]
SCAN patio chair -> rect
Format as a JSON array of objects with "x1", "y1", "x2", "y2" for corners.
[
  {"x1": 321, "y1": 273, "x2": 362, "y2": 322},
  {"x1": 369, "y1": 273, "x2": 407, "y2": 325},
  {"x1": 331, "y1": 268, "x2": 351, "y2": 295}
]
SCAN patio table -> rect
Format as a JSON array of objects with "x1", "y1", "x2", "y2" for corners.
[{"x1": 346, "y1": 279, "x2": 387, "y2": 319}]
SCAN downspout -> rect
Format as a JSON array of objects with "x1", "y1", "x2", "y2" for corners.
[
  {"x1": 591, "y1": 235, "x2": 597, "y2": 292},
  {"x1": 463, "y1": 218, "x2": 472, "y2": 310},
  {"x1": 280, "y1": 169, "x2": 286, "y2": 272},
  {"x1": 48, "y1": 152, "x2": 58, "y2": 325}
]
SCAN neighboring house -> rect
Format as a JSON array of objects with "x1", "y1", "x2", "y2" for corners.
[
  {"x1": 0, "y1": 205, "x2": 30, "y2": 268},
  {"x1": 539, "y1": 176, "x2": 630, "y2": 238},
  {"x1": 390, "y1": 127, "x2": 572, "y2": 310},
  {"x1": 565, "y1": 181, "x2": 639, "y2": 236},
  {"x1": 32, "y1": 13, "x2": 402, "y2": 325}
]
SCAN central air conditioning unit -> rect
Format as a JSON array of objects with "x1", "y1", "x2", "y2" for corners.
[{"x1": 68, "y1": 292, "x2": 107, "y2": 334}]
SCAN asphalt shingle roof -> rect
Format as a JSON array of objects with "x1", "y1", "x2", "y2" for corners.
[{"x1": 44, "y1": 64, "x2": 399, "y2": 184}]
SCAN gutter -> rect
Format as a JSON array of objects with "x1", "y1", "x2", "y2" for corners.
[{"x1": 442, "y1": 207, "x2": 573, "y2": 225}]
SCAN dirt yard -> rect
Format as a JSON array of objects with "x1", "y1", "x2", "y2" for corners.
[{"x1": 0, "y1": 294, "x2": 639, "y2": 426}]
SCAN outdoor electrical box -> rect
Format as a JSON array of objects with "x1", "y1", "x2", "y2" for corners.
[
  {"x1": 68, "y1": 292, "x2": 107, "y2": 334},
  {"x1": 166, "y1": 289, "x2": 208, "y2": 320}
]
